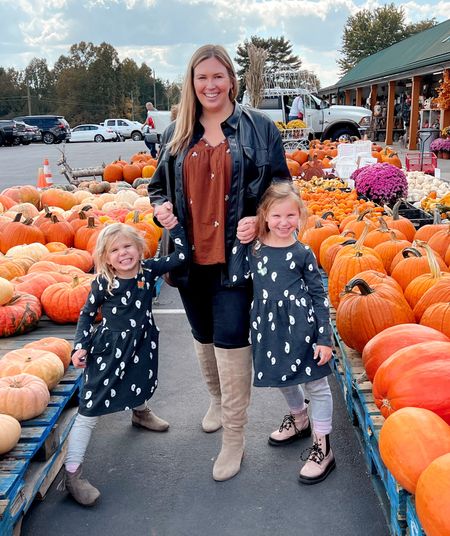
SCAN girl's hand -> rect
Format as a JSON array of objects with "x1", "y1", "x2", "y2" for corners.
[
  {"x1": 314, "y1": 345, "x2": 333, "y2": 366},
  {"x1": 237, "y1": 216, "x2": 257, "y2": 244},
  {"x1": 72, "y1": 349, "x2": 88, "y2": 369},
  {"x1": 154, "y1": 202, "x2": 177, "y2": 230}
]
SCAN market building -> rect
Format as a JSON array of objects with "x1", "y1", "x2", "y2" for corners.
[{"x1": 319, "y1": 18, "x2": 450, "y2": 150}]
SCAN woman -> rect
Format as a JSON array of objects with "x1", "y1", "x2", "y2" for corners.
[{"x1": 148, "y1": 44, "x2": 290, "y2": 482}]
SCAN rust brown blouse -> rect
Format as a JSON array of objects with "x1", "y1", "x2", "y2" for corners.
[{"x1": 183, "y1": 138, "x2": 232, "y2": 264}]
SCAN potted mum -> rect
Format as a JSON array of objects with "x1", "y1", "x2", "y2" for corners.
[
  {"x1": 351, "y1": 163, "x2": 408, "y2": 206},
  {"x1": 430, "y1": 137, "x2": 445, "y2": 158}
]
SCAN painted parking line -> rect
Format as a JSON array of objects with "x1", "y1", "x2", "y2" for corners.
[{"x1": 153, "y1": 309, "x2": 186, "y2": 314}]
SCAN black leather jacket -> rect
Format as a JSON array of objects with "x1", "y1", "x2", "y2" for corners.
[{"x1": 148, "y1": 102, "x2": 291, "y2": 287}]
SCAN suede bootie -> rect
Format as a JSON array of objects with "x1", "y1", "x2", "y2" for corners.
[
  {"x1": 132, "y1": 407, "x2": 169, "y2": 431},
  {"x1": 212, "y1": 345, "x2": 252, "y2": 482},
  {"x1": 61, "y1": 465, "x2": 100, "y2": 506},
  {"x1": 193, "y1": 339, "x2": 222, "y2": 433},
  {"x1": 268, "y1": 407, "x2": 311, "y2": 446},
  {"x1": 298, "y1": 432, "x2": 336, "y2": 485}
]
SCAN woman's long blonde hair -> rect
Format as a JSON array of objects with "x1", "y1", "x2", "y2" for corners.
[
  {"x1": 254, "y1": 181, "x2": 307, "y2": 242},
  {"x1": 93, "y1": 223, "x2": 146, "y2": 294},
  {"x1": 168, "y1": 44, "x2": 239, "y2": 155}
]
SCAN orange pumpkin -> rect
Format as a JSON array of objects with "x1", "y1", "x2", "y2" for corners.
[
  {"x1": 103, "y1": 163, "x2": 124, "y2": 183},
  {"x1": 40, "y1": 189, "x2": 77, "y2": 211},
  {"x1": 420, "y1": 302, "x2": 450, "y2": 338},
  {"x1": 40, "y1": 275, "x2": 94, "y2": 324},
  {"x1": 24, "y1": 337, "x2": 72, "y2": 371},
  {"x1": 379, "y1": 407, "x2": 450, "y2": 494},
  {"x1": 11, "y1": 272, "x2": 58, "y2": 300},
  {"x1": 41, "y1": 248, "x2": 93, "y2": 272},
  {"x1": 0, "y1": 214, "x2": 45, "y2": 254},
  {"x1": 0, "y1": 293, "x2": 41, "y2": 337},
  {"x1": 373, "y1": 233, "x2": 411, "y2": 274},
  {"x1": 0, "y1": 373, "x2": 50, "y2": 421},
  {"x1": 414, "y1": 278, "x2": 450, "y2": 321}
]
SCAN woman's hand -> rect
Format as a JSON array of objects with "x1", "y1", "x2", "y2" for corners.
[
  {"x1": 72, "y1": 349, "x2": 87, "y2": 369},
  {"x1": 237, "y1": 216, "x2": 257, "y2": 244},
  {"x1": 314, "y1": 345, "x2": 333, "y2": 366},
  {"x1": 154, "y1": 202, "x2": 178, "y2": 230}
]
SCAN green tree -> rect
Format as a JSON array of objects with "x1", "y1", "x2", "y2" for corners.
[
  {"x1": 23, "y1": 58, "x2": 55, "y2": 115},
  {"x1": 0, "y1": 67, "x2": 24, "y2": 117},
  {"x1": 338, "y1": 4, "x2": 436, "y2": 74}
]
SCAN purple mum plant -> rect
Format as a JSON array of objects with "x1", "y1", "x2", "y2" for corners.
[{"x1": 351, "y1": 163, "x2": 408, "y2": 206}]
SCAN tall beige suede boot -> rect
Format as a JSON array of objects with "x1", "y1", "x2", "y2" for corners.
[
  {"x1": 193, "y1": 339, "x2": 222, "y2": 433},
  {"x1": 212, "y1": 345, "x2": 252, "y2": 482}
]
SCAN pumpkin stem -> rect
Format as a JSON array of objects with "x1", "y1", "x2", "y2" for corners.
[
  {"x1": 391, "y1": 199, "x2": 406, "y2": 221},
  {"x1": 344, "y1": 277, "x2": 375, "y2": 295},
  {"x1": 420, "y1": 241, "x2": 442, "y2": 279},
  {"x1": 356, "y1": 208, "x2": 372, "y2": 222},
  {"x1": 381, "y1": 398, "x2": 393, "y2": 411},
  {"x1": 71, "y1": 275, "x2": 80, "y2": 288},
  {"x1": 432, "y1": 209, "x2": 442, "y2": 225},
  {"x1": 402, "y1": 247, "x2": 422, "y2": 258}
]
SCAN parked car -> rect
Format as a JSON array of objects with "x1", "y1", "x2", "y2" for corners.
[
  {"x1": 0, "y1": 120, "x2": 33, "y2": 146},
  {"x1": 14, "y1": 115, "x2": 71, "y2": 144},
  {"x1": 102, "y1": 118, "x2": 144, "y2": 141},
  {"x1": 69, "y1": 124, "x2": 119, "y2": 143},
  {"x1": 22, "y1": 122, "x2": 42, "y2": 143}
]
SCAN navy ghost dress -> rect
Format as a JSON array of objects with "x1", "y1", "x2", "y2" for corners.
[
  {"x1": 230, "y1": 239, "x2": 332, "y2": 387},
  {"x1": 73, "y1": 224, "x2": 187, "y2": 417}
]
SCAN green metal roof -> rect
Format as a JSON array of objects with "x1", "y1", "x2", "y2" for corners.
[{"x1": 323, "y1": 18, "x2": 450, "y2": 91}]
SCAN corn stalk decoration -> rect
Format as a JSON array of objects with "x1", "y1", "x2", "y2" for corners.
[{"x1": 245, "y1": 44, "x2": 268, "y2": 108}]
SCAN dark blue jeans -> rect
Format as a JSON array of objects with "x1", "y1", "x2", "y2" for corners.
[
  {"x1": 144, "y1": 140, "x2": 157, "y2": 158},
  {"x1": 178, "y1": 264, "x2": 252, "y2": 349}
]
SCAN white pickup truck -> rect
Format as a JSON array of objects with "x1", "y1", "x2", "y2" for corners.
[
  {"x1": 103, "y1": 113, "x2": 173, "y2": 141},
  {"x1": 243, "y1": 88, "x2": 372, "y2": 141}
]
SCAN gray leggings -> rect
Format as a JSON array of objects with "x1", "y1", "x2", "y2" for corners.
[
  {"x1": 65, "y1": 402, "x2": 146, "y2": 466},
  {"x1": 279, "y1": 376, "x2": 333, "y2": 435}
]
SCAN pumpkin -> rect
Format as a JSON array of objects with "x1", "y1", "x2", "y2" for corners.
[
  {"x1": 45, "y1": 241, "x2": 68, "y2": 253},
  {"x1": 300, "y1": 220, "x2": 339, "y2": 264},
  {"x1": 41, "y1": 248, "x2": 93, "y2": 272},
  {"x1": 391, "y1": 246, "x2": 449, "y2": 291},
  {"x1": 9, "y1": 202, "x2": 39, "y2": 219},
  {"x1": 379, "y1": 407, "x2": 450, "y2": 494},
  {"x1": 363, "y1": 217, "x2": 406, "y2": 249},
  {"x1": 88, "y1": 181, "x2": 111, "y2": 195},
  {"x1": 103, "y1": 163, "x2": 123, "y2": 183},
  {"x1": 341, "y1": 209, "x2": 377, "y2": 239},
  {"x1": 414, "y1": 278, "x2": 450, "y2": 321},
  {"x1": 336, "y1": 278, "x2": 415, "y2": 353},
  {"x1": 372, "y1": 341, "x2": 450, "y2": 423},
  {"x1": 74, "y1": 217, "x2": 104, "y2": 251},
  {"x1": 40, "y1": 189, "x2": 77, "y2": 211},
  {"x1": 42, "y1": 214, "x2": 75, "y2": 247},
  {"x1": 141, "y1": 165, "x2": 156, "y2": 178},
  {"x1": 383, "y1": 200, "x2": 416, "y2": 241},
  {"x1": 416, "y1": 453, "x2": 450, "y2": 536},
  {"x1": 286, "y1": 158, "x2": 301, "y2": 177},
  {"x1": 362, "y1": 323, "x2": 450, "y2": 382},
  {"x1": 24, "y1": 337, "x2": 72, "y2": 371},
  {"x1": 427, "y1": 224, "x2": 450, "y2": 259},
  {"x1": 0, "y1": 348, "x2": 64, "y2": 390},
  {"x1": 28, "y1": 260, "x2": 85, "y2": 276},
  {"x1": 41, "y1": 275, "x2": 93, "y2": 324},
  {"x1": 414, "y1": 209, "x2": 447, "y2": 242},
  {"x1": 0, "y1": 373, "x2": 50, "y2": 421},
  {"x1": 0, "y1": 276, "x2": 14, "y2": 305},
  {"x1": 0, "y1": 214, "x2": 45, "y2": 254},
  {"x1": 0, "y1": 413, "x2": 21, "y2": 455},
  {"x1": 0, "y1": 292, "x2": 41, "y2": 337},
  {"x1": 2, "y1": 185, "x2": 41, "y2": 208},
  {"x1": 11, "y1": 272, "x2": 58, "y2": 300},
  {"x1": 6, "y1": 242, "x2": 49, "y2": 261},
  {"x1": 125, "y1": 211, "x2": 159, "y2": 258},
  {"x1": 122, "y1": 164, "x2": 142, "y2": 184},
  {"x1": 420, "y1": 302, "x2": 450, "y2": 338}
]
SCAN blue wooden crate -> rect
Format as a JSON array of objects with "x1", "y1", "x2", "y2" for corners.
[
  {"x1": 0, "y1": 367, "x2": 82, "y2": 529},
  {"x1": 406, "y1": 496, "x2": 425, "y2": 536}
]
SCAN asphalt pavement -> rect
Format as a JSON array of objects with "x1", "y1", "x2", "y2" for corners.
[{"x1": 20, "y1": 286, "x2": 389, "y2": 536}]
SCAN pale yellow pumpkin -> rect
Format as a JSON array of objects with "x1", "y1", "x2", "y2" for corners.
[
  {"x1": 6, "y1": 242, "x2": 49, "y2": 261},
  {"x1": 0, "y1": 413, "x2": 21, "y2": 454},
  {"x1": 0, "y1": 276, "x2": 14, "y2": 305}
]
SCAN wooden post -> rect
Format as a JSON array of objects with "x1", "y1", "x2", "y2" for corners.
[
  {"x1": 345, "y1": 89, "x2": 352, "y2": 105},
  {"x1": 370, "y1": 84, "x2": 378, "y2": 111},
  {"x1": 385, "y1": 81, "x2": 396, "y2": 145},
  {"x1": 408, "y1": 76, "x2": 421, "y2": 150},
  {"x1": 441, "y1": 109, "x2": 450, "y2": 130},
  {"x1": 356, "y1": 87, "x2": 363, "y2": 107}
]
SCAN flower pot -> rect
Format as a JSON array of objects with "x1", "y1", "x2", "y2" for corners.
[{"x1": 442, "y1": 150, "x2": 450, "y2": 160}]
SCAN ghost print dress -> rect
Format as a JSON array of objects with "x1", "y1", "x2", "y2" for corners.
[
  {"x1": 230, "y1": 240, "x2": 332, "y2": 388},
  {"x1": 73, "y1": 224, "x2": 188, "y2": 417}
]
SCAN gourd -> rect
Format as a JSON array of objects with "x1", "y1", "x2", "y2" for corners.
[
  {"x1": 0, "y1": 414, "x2": 21, "y2": 455},
  {"x1": 0, "y1": 374, "x2": 50, "y2": 421},
  {"x1": 379, "y1": 407, "x2": 450, "y2": 494}
]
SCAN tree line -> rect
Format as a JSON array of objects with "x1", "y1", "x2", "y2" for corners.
[{"x1": 0, "y1": 5, "x2": 435, "y2": 126}]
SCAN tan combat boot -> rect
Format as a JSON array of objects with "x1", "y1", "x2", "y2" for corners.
[
  {"x1": 298, "y1": 432, "x2": 336, "y2": 485},
  {"x1": 212, "y1": 345, "x2": 252, "y2": 482},
  {"x1": 193, "y1": 339, "x2": 222, "y2": 433},
  {"x1": 268, "y1": 407, "x2": 311, "y2": 446},
  {"x1": 132, "y1": 407, "x2": 169, "y2": 431},
  {"x1": 62, "y1": 465, "x2": 100, "y2": 506}
]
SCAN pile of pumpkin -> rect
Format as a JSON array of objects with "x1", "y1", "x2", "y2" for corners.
[
  {"x1": 285, "y1": 141, "x2": 402, "y2": 179},
  {"x1": 0, "y1": 337, "x2": 72, "y2": 456},
  {"x1": 301, "y1": 204, "x2": 450, "y2": 535},
  {"x1": 0, "y1": 183, "x2": 161, "y2": 336},
  {"x1": 103, "y1": 152, "x2": 158, "y2": 184}
]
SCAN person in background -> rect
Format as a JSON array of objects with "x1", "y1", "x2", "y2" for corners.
[
  {"x1": 142, "y1": 102, "x2": 158, "y2": 158},
  {"x1": 148, "y1": 44, "x2": 290, "y2": 482},
  {"x1": 229, "y1": 181, "x2": 336, "y2": 485},
  {"x1": 60, "y1": 220, "x2": 187, "y2": 506},
  {"x1": 288, "y1": 94, "x2": 305, "y2": 122}
]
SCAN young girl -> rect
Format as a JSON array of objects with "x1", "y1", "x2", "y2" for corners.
[
  {"x1": 230, "y1": 181, "x2": 335, "y2": 485},
  {"x1": 61, "y1": 216, "x2": 187, "y2": 505}
]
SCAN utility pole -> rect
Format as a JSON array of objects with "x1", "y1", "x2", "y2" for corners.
[
  {"x1": 131, "y1": 91, "x2": 134, "y2": 120},
  {"x1": 153, "y1": 69, "x2": 156, "y2": 108},
  {"x1": 27, "y1": 86, "x2": 32, "y2": 115}
]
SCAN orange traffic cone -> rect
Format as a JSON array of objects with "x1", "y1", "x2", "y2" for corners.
[
  {"x1": 43, "y1": 158, "x2": 53, "y2": 185},
  {"x1": 36, "y1": 167, "x2": 48, "y2": 189}
]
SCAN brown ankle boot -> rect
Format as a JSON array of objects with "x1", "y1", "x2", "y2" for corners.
[
  {"x1": 268, "y1": 408, "x2": 311, "y2": 446},
  {"x1": 193, "y1": 339, "x2": 222, "y2": 433},
  {"x1": 212, "y1": 345, "x2": 252, "y2": 482},
  {"x1": 298, "y1": 432, "x2": 336, "y2": 485},
  {"x1": 62, "y1": 465, "x2": 100, "y2": 506},
  {"x1": 132, "y1": 407, "x2": 169, "y2": 431}
]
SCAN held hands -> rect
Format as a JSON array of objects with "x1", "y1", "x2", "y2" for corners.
[
  {"x1": 313, "y1": 345, "x2": 333, "y2": 366},
  {"x1": 154, "y1": 201, "x2": 178, "y2": 230},
  {"x1": 237, "y1": 216, "x2": 257, "y2": 244},
  {"x1": 72, "y1": 349, "x2": 87, "y2": 369}
]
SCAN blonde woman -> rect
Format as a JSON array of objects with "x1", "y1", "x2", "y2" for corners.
[
  {"x1": 149, "y1": 44, "x2": 290, "y2": 482},
  {"x1": 61, "y1": 221, "x2": 187, "y2": 505}
]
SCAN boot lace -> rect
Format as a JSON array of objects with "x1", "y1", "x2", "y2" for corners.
[
  {"x1": 278, "y1": 414, "x2": 298, "y2": 434},
  {"x1": 300, "y1": 441, "x2": 325, "y2": 464}
]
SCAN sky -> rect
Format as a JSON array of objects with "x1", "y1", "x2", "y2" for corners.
[{"x1": 1, "y1": 0, "x2": 449, "y2": 90}]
